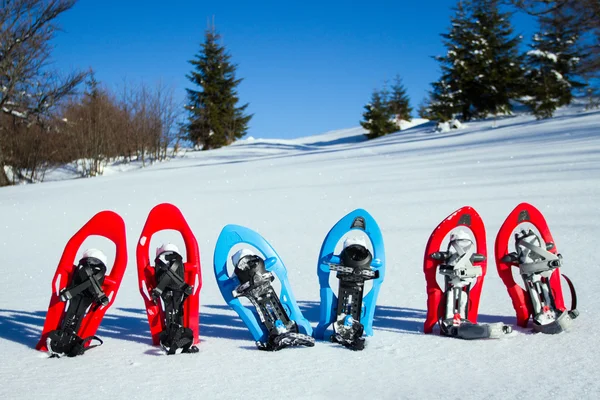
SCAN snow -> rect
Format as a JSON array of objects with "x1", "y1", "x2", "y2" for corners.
[
  {"x1": 552, "y1": 70, "x2": 565, "y2": 81},
  {"x1": 527, "y1": 49, "x2": 558, "y2": 63},
  {"x1": 1, "y1": 104, "x2": 600, "y2": 399}
]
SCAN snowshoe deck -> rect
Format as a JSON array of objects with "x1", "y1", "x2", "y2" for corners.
[
  {"x1": 315, "y1": 209, "x2": 385, "y2": 347},
  {"x1": 36, "y1": 211, "x2": 128, "y2": 355},
  {"x1": 495, "y1": 203, "x2": 578, "y2": 333},
  {"x1": 213, "y1": 225, "x2": 313, "y2": 350},
  {"x1": 424, "y1": 207, "x2": 510, "y2": 339},
  {"x1": 137, "y1": 203, "x2": 201, "y2": 351}
]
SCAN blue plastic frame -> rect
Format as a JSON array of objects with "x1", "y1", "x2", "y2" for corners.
[
  {"x1": 213, "y1": 224, "x2": 313, "y2": 342},
  {"x1": 314, "y1": 209, "x2": 385, "y2": 339}
]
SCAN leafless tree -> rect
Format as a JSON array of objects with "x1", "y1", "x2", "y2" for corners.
[{"x1": 0, "y1": 0, "x2": 86, "y2": 186}]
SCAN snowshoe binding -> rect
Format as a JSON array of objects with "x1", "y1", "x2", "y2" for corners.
[
  {"x1": 496, "y1": 203, "x2": 578, "y2": 334},
  {"x1": 326, "y1": 238, "x2": 377, "y2": 350},
  {"x1": 36, "y1": 211, "x2": 128, "y2": 357},
  {"x1": 137, "y1": 203, "x2": 202, "y2": 354},
  {"x1": 315, "y1": 209, "x2": 385, "y2": 350},
  {"x1": 232, "y1": 249, "x2": 315, "y2": 351},
  {"x1": 213, "y1": 224, "x2": 313, "y2": 351},
  {"x1": 152, "y1": 245, "x2": 198, "y2": 355},
  {"x1": 424, "y1": 207, "x2": 511, "y2": 339},
  {"x1": 46, "y1": 250, "x2": 108, "y2": 357}
]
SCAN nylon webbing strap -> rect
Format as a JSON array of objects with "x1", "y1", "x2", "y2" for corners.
[
  {"x1": 517, "y1": 238, "x2": 562, "y2": 275},
  {"x1": 61, "y1": 268, "x2": 106, "y2": 302}
]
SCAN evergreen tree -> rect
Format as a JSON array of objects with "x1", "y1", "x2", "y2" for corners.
[
  {"x1": 524, "y1": 11, "x2": 586, "y2": 118},
  {"x1": 469, "y1": 0, "x2": 524, "y2": 117},
  {"x1": 428, "y1": 80, "x2": 458, "y2": 122},
  {"x1": 185, "y1": 27, "x2": 252, "y2": 150},
  {"x1": 417, "y1": 94, "x2": 434, "y2": 120},
  {"x1": 429, "y1": 1, "x2": 478, "y2": 121},
  {"x1": 360, "y1": 89, "x2": 398, "y2": 139},
  {"x1": 386, "y1": 75, "x2": 412, "y2": 124}
]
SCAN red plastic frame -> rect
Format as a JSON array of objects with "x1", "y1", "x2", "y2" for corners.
[
  {"x1": 36, "y1": 211, "x2": 128, "y2": 351},
  {"x1": 423, "y1": 206, "x2": 487, "y2": 334},
  {"x1": 136, "y1": 203, "x2": 201, "y2": 346},
  {"x1": 494, "y1": 202, "x2": 565, "y2": 328}
]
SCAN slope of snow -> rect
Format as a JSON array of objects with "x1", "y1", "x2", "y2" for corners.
[{"x1": 1, "y1": 106, "x2": 599, "y2": 400}]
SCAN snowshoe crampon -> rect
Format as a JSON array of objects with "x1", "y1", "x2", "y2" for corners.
[
  {"x1": 36, "y1": 211, "x2": 128, "y2": 357},
  {"x1": 137, "y1": 203, "x2": 201, "y2": 354},
  {"x1": 213, "y1": 225, "x2": 313, "y2": 351},
  {"x1": 424, "y1": 207, "x2": 511, "y2": 339},
  {"x1": 495, "y1": 203, "x2": 578, "y2": 334},
  {"x1": 314, "y1": 209, "x2": 385, "y2": 350}
]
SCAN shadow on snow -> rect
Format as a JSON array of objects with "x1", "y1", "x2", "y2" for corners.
[{"x1": 0, "y1": 301, "x2": 519, "y2": 350}]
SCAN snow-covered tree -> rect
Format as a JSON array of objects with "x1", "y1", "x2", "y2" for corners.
[
  {"x1": 386, "y1": 75, "x2": 412, "y2": 124},
  {"x1": 360, "y1": 90, "x2": 398, "y2": 139},
  {"x1": 469, "y1": 0, "x2": 524, "y2": 117},
  {"x1": 430, "y1": 1, "x2": 477, "y2": 121},
  {"x1": 429, "y1": 80, "x2": 458, "y2": 122},
  {"x1": 510, "y1": 0, "x2": 600, "y2": 79},
  {"x1": 185, "y1": 27, "x2": 252, "y2": 150},
  {"x1": 524, "y1": 11, "x2": 586, "y2": 118}
]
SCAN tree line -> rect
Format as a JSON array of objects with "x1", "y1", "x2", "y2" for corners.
[
  {"x1": 361, "y1": 0, "x2": 600, "y2": 139},
  {"x1": 0, "y1": 1, "x2": 250, "y2": 187},
  {"x1": 0, "y1": 0, "x2": 187, "y2": 185},
  {"x1": 2, "y1": 0, "x2": 599, "y2": 185}
]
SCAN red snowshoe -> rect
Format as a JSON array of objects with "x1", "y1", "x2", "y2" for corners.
[
  {"x1": 424, "y1": 206, "x2": 510, "y2": 339},
  {"x1": 36, "y1": 211, "x2": 128, "y2": 357},
  {"x1": 495, "y1": 203, "x2": 578, "y2": 334},
  {"x1": 137, "y1": 203, "x2": 201, "y2": 354}
]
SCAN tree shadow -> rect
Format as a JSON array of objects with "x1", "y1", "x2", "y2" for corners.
[
  {"x1": 297, "y1": 301, "x2": 425, "y2": 335},
  {"x1": 0, "y1": 308, "x2": 46, "y2": 348},
  {"x1": 0, "y1": 304, "x2": 257, "y2": 351},
  {"x1": 297, "y1": 301, "x2": 519, "y2": 336},
  {"x1": 0, "y1": 302, "x2": 524, "y2": 351}
]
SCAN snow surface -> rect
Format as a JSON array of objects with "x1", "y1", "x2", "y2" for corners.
[{"x1": 1, "y1": 105, "x2": 600, "y2": 399}]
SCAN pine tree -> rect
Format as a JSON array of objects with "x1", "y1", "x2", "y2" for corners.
[
  {"x1": 185, "y1": 27, "x2": 252, "y2": 150},
  {"x1": 417, "y1": 94, "x2": 435, "y2": 120},
  {"x1": 360, "y1": 90, "x2": 398, "y2": 139},
  {"x1": 429, "y1": 80, "x2": 458, "y2": 122},
  {"x1": 469, "y1": 0, "x2": 524, "y2": 117},
  {"x1": 387, "y1": 75, "x2": 412, "y2": 125},
  {"x1": 429, "y1": 1, "x2": 478, "y2": 122},
  {"x1": 524, "y1": 10, "x2": 586, "y2": 118}
]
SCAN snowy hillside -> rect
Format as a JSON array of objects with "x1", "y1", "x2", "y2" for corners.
[{"x1": 1, "y1": 105, "x2": 599, "y2": 400}]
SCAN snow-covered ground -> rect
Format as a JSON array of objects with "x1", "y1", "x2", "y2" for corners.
[{"x1": 1, "y1": 105, "x2": 599, "y2": 399}]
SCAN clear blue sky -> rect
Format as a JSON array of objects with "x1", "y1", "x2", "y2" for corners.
[{"x1": 51, "y1": 0, "x2": 535, "y2": 139}]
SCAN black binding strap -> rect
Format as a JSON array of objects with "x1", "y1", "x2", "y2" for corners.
[
  {"x1": 562, "y1": 274, "x2": 579, "y2": 318},
  {"x1": 48, "y1": 257, "x2": 108, "y2": 357},
  {"x1": 153, "y1": 251, "x2": 197, "y2": 355}
]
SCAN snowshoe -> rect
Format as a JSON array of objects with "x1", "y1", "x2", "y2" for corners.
[
  {"x1": 424, "y1": 207, "x2": 511, "y2": 339},
  {"x1": 36, "y1": 211, "x2": 128, "y2": 357},
  {"x1": 213, "y1": 225, "x2": 313, "y2": 351},
  {"x1": 137, "y1": 203, "x2": 201, "y2": 354},
  {"x1": 314, "y1": 209, "x2": 385, "y2": 350},
  {"x1": 495, "y1": 203, "x2": 578, "y2": 334}
]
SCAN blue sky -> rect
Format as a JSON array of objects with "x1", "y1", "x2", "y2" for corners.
[{"x1": 52, "y1": 0, "x2": 535, "y2": 139}]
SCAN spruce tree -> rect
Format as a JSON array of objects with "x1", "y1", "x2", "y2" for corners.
[
  {"x1": 429, "y1": 80, "x2": 458, "y2": 122},
  {"x1": 430, "y1": 1, "x2": 478, "y2": 121},
  {"x1": 524, "y1": 11, "x2": 586, "y2": 118},
  {"x1": 417, "y1": 94, "x2": 434, "y2": 120},
  {"x1": 387, "y1": 75, "x2": 412, "y2": 124},
  {"x1": 185, "y1": 27, "x2": 252, "y2": 150},
  {"x1": 360, "y1": 90, "x2": 398, "y2": 139},
  {"x1": 469, "y1": 0, "x2": 524, "y2": 117}
]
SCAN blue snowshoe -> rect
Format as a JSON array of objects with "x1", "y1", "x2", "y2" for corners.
[
  {"x1": 314, "y1": 209, "x2": 385, "y2": 350},
  {"x1": 213, "y1": 224, "x2": 314, "y2": 351}
]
